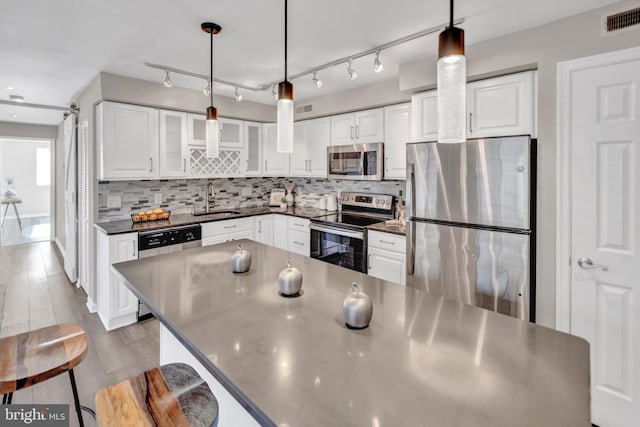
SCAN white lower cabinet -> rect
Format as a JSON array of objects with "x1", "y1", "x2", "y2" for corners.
[
  {"x1": 273, "y1": 215, "x2": 288, "y2": 250},
  {"x1": 287, "y1": 217, "x2": 310, "y2": 256},
  {"x1": 254, "y1": 215, "x2": 274, "y2": 246},
  {"x1": 367, "y1": 231, "x2": 406, "y2": 286},
  {"x1": 201, "y1": 218, "x2": 254, "y2": 246},
  {"x1": 96, "y1": 230, "x2": 139, "y2": 331}
]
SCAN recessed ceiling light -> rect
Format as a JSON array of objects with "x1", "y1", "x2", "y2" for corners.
[
  {"x1": 9, "y1": 94, "x2": 25, "y2": 103},
  {"x1": 12, "y1": 114, "x2": 18, "y2": 118},
  {"x1": 6, "y1": 86, "x2": 15, "y2": 91}
]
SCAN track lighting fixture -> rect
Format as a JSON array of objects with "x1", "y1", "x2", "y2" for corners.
[
  {"x1": 347, "y1": 59, "x2": 358, "y2": 80},
  {"x1": 201, "y1": 21, "x2": 222, "y2": 158},
  {"x1": 277, "y1": 0, "x2": 294, "y2": 153},
  {"x1": 235, "y1": 86, "x2": 243, "y2": 102},
  {"x1": 312, "y1": 71, "x2": 323, "y2": 88},
  {"x1": 271, "y1": 85, "x2": 278, "y2": 100},
  {"x1": 373, "y1": 51, "x2": 384, "y2": 73},
  {"x1": 163, "y1": 71, "x2": 173, "y2": 88},
  {"x1": 9, "y1": 94, "x2": 24, "y2": 103},
  {"x1": 437, "y1": 0, "x2": 466, "y2": 143},
  {"x1": 203, "y1": 81, "x2": 211, "y2": 96}
]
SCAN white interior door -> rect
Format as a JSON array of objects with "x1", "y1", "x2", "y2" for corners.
[
  {"x1": 77, "y1": 119, "x2": 89, "y2": 292},
  {"x1": 63, "y1": 115, "x2": 77, "y2": 283},
  {"x1": 566, "y1": 48, "x2": 640, "y2": 427}
]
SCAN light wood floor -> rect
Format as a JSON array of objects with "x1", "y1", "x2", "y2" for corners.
[
  {"x1": 0, "y1": 216, "x2": 51, "y2": 246},
  {"x1": 0, "y1": 241, "x2": 160, "y2": 427}
]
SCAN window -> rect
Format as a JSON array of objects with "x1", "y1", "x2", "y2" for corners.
[{"x1": 36, "y1": 146, "x2": 50, "y2": 186}]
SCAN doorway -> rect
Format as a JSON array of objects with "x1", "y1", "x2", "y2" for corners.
[
  {"x1": 557, "y1": 46, "x2": 640, "y2": 426},
  {"x1": 0, "y1": 138, "x2": 54, "y2": 246}
]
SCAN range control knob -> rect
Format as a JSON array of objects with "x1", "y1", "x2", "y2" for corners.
[{"x1": 375, "y1": 199, "x2": 380, "y2": 204}]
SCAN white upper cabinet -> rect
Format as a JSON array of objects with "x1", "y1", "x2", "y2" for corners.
[
  {"x1": 263, "y1": 123, "x2": 290, "y2": 176},
  {"x1": 467, "y1": 71, "x2": 534, "y2": 138},
  {"x1": 410, "y1": 90, "x2": 438, "y2": 142},
  {"x1": 220, "y1": 118, "x2": 244, "y2": 148},
  {"x1": 355, "y1": 109, "x2": 384, "y2": 143},
  {"x1": 291, "y1": 117, "x2": 330, "y2": 177},
  {"x1": 97, "y1": 101, "x2": 159, "y2": 180},
  {"x1": 187, "y1": 113, "x2": 206, "y2": 147},
  {"x1": 383, "y1": 103, "x2": 411, "y2": 180},
  {"x1": 243, "y1": 121, "x2": 263, "y2": 176},
  {"x1": 159, "y1": 110, "x2": 188, "y2": 178},
  {"x1": 330, "y1": 108, "x2": 384, "y2": 146}
]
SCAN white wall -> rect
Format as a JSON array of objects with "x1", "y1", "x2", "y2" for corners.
[{"x1": 0, "y1": 139, "x2": 51, "y2": 217}]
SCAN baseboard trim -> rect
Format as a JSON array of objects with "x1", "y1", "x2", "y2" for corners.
[
  {"x1": 54, "y1": 238, "x2": 66, "y2": 259},
  {"x1": 85, "y1": 296, "x2": 98, "y2": 313}
]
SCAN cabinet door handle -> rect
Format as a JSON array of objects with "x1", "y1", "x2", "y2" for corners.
[
  {"x1": 131, "y1": 241, "x2": 136, "y2": 257},
  {"x1": 355, "y1": 125, "x2": 360, "y2": 139},
  {"x1": 258, "y1": 221, "x2": 262, "y2": 233},
  {"x1": 224, "y1": 225, "x2": 237, "y2": 229},
  {"x1": 183, "y1": 158, "x2": 187, "y2": 172},
  {"x1": 293, "y1": 241, "x2": 304, "y2": 245},
  {"x1": 350, "y1": 126, "x2": 354, "y2": 139},
  {"x1": 149, "y1": 157, "x2": 153, "y2": 172},
  {"x1": 294, "y1": 223, "x2": 305, "y2": 227},
  {"x1": 308, "y1": 159, "x2": 312, "y2": 171},
  {"x1": 380, "y1": 239, "x2": 395, "y2": 245},
  {"x1": 246, "y1": 159, "x2": 249, "y2": 171},
  {"x1": 469, "y1": 112, "x2": 473, "y2": 134},
  {"x1": 368, "y1": 253, "x2": 371, "y2": 270},
  {"x1": 264, "y1": 159, "x2": 268, "y2": 171}
]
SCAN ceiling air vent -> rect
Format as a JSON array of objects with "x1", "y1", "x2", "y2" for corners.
[
  {"x1": 296, "y1": 104, "x2": 312, "y2": 114},
  {"x1": 602, "y1": 7, "x2": 640, "y2": 35}
]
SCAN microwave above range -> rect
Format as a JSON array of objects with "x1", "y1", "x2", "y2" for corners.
[{"x1": 327, "y1": 143, "x2": 384, "y2": 181}]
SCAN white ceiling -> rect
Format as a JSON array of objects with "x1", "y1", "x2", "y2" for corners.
[{"x1": 0, "y1": 0, "x2": 618, "y2": 125}]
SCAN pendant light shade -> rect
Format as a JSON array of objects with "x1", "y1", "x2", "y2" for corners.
[
  {"x1": 202, "y1": 22, "x2": 222, "y2": 158},
  {"x1": 277, "y1": 0, "x2": 294, "y2": 153},
  {"x1": 437, "y1": 0, "x2": 466, "y2": 143}
]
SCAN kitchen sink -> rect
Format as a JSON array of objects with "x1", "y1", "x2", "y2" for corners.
[{"x1": 193, "y1": 210, "x2": 240, "y2": 217}]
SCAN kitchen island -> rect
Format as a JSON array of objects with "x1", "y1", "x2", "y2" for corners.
[{"x1": 112, "y1": 239, "x2": 590, "y2": 427}]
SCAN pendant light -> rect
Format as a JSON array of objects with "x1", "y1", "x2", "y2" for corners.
[
  {"x1": 202, "y1": 22, "x2": 222, "y2": 158},
  {"x1": 277, "y1": 0, "x2": 293, "y2": 153},
  {"x1": 437, "y1": 0, "x2": 466, "y2": 143}
]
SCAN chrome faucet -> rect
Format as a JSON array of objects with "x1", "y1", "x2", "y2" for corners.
[{"x1": 206, "y1": 182, "x2": 215, "y2": 213}]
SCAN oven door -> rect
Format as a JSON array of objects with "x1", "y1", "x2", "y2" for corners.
[{"x1": 310, "y1": 224, "x2": 366, "y2": 272}]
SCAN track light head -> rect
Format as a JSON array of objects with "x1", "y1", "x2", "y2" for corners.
[
  {"x1": 163, "y1": 71, "x2": 173, "y2": 88},
  {"x1": 272, "y1": 85, "x2": 278, "y2": 100},
  {"x1": 235, "y1": 86, "x2": 243, "y2": 102},
  {"x1": 347, "y1": 59, "x2": 358, "y2": 80},
  {"x1": 9, "y1": 94, "x2": 24, "y2": 103},
  {"x1": 373, "y1": 51, "x2": 384, "y2": 73},
  {"x1": 312, "y1": 71, "x2": 323, "y2": 88},
  {"x1": 203, "y1": 81, "x2": 211, "y2": 96}
]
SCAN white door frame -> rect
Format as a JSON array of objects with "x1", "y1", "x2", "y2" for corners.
[{"x1": 556, "y1": 46, "x2": 640, "y2": 333}]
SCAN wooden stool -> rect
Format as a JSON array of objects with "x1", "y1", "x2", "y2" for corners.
[
  {"x1": 96, "y1": 363, "x2": 219, "y2": 427},
  {"x1": 0, "y1": 323, "x2": 94, "y2": 426}
]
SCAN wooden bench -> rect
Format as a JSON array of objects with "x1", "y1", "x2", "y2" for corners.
[{"x1": 95, "y1": 363, "x2": 219, "y2": 427}]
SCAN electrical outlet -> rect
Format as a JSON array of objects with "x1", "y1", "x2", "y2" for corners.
[
  {"x1": 107, "y1": 196, "x2": 121, "y2": 209},
  {"x1": 241, "y1": 187, "x2": 252, "y2": 197},
  {"x1": 154, "y1": 192, "x2": 162, "y2": 204}
]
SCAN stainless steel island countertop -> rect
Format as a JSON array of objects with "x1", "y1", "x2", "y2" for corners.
[{"x1": 112, "y1": 239, "x2": 590, "y2": 427}]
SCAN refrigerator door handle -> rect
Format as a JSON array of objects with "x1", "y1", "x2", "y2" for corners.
[
  {"x1": 407, "y1": 219, "x2": 415, "y2": 275},
  {"x1": 407, "y1": 162, "x2": 416, "y2": 219}
]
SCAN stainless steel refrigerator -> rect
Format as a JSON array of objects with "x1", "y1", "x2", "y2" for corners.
[{"x1": 406, "y1": 136, "x2": 536, "y2": 321}]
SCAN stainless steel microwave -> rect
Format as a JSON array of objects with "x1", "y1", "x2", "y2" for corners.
[{"x1": 327, "y1": 143, "x2": 384, "y2": 181}]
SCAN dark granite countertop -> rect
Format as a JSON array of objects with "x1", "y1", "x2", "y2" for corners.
[
  {"x1": 113, "y1": 239, "x2": 590, "y2": 427},
  {"x1": 366, "y1": 221, "x2": 407, "y2": 236},
  {"x1": 94, "y1": 206, "x2": 329, "y2": 235}
]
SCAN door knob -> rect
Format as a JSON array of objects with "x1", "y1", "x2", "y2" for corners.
[{"x1": 577, "y1": 257, "x2": 608, "y2": 271}]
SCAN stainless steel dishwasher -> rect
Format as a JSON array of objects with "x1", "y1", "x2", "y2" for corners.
[{"x1": 137, "y1": 224, "x2": 202, "y2": 321}]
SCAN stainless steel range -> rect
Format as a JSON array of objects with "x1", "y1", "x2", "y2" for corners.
[{"x1": 310, "y1": 192, "x2": 394, "y2": 272}]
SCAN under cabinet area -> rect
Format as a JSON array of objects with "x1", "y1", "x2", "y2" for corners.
[
  {"x1": 367, "y1": 231, "x2": 406, "y2": 286},
  {"x1": 96, "y1": 230, "x2": 139, "y2": 330},
  {"x1": 201, "y1": 218, "x2": 254, "y2": 246}
]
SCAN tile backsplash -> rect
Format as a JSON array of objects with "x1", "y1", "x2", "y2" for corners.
[{"x1": 98, "y1": 177, "x2": 405, "y2": 222}]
